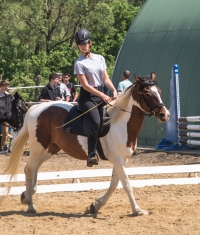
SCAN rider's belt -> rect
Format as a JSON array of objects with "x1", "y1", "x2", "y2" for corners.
[{"x1": 94, "y1": 86, "x2": 103, "y2": 92}]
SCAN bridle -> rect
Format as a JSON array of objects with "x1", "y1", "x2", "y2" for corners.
[
  {"x1": 106, "y1": 81, "x2": 165, "y2": 117},
  {"x1": 138, "y1": 91, "x2": 165, "y2": 117},
  {"x1": 139, "y1": 79, "x2": 165, "y2": 117}
]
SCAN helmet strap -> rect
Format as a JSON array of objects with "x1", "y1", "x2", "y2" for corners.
[
  {"x1": 84, "y1": 42, "x2": 92, "y2": 57},
  {"x1": 83, "y1": 50, "x2": 91, "y2": 57},
  {"x1": 77, "y1": 43, "x2": 92, "y2": 57}
]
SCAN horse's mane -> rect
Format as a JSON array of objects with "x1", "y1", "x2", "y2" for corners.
[{"x1": 105, "y1": 84, "x2": 135, "y2": 124}]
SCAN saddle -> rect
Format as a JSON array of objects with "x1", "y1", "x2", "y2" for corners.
[{"x1": 64, "y1": 105, "x2": 110, "y2": 160}]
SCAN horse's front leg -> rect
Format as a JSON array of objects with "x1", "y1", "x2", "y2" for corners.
[
  {"x1": 90, "y1": 167, "x2": 119, "y2": 213},
  {"x1": 113, "y1": 159, "x2": 148, "y2": 216}
]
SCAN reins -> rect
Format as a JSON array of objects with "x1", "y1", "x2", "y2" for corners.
[
  {"x1": 106, "y1": 102, "x2": 153, "y2": 117},
  {"x1": 138, "y1": 91, "x2": 165, "y2": 117},
  {"x1": 56, "y1": 97, "x2": 158, "y2": 130},
  {"x1": 56, "y1": 102, "x2": 104, "y2": 129},
  {"x1": 55, "y1": 80, "x2": 165, "y2": 129}
]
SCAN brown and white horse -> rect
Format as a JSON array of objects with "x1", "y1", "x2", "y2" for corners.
[{"x1": 5, "y1": 75, "x2": 170, "y2": 216}]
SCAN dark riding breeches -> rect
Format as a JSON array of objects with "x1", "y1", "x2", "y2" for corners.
[{"x1": 78, "y1": 98, "x2": 104, "y2": 133}]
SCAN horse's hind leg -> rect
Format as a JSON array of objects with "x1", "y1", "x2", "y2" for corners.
[
  {"x1": 31, "y1": 144, "x2": 60, "y2": 195},
  {"x1": 21, "y1": 143, "x2": 60, "y2": 213},
  {"x1": 90, "y1": 167, "x2": 119, "y2": 214},
  {"x1": 21, "y1": 151, "x2": 43, "y2": 213}
]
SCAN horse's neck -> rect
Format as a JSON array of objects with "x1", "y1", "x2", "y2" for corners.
[{"x1": 123, "y1": 95, "x2": 145, "y2": 150}]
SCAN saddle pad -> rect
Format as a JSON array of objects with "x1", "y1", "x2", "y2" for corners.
[
  {"x1": 63, "y1": 106, "x2": 110, "y2": 137},
  {"x1": 64, "y1": 106, "x2": 88, "y2": 136}
]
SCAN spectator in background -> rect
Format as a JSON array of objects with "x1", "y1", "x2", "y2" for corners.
[
  {"x1": 150, "y1": 71, "x2": 156, "y2": 80},
  {"x1": 117, "y1": 70, "x2": 133, "y2": 95},
  {"x1": 63, "y1": 73, "x2": 78, "y2": 102},
  {"x1": 57, "y1": 73, "x2": 71, "y2": 102},
  {"x1": 0, "y1": 80, "x2": 10, "y2": 154},
  {"x1": 39, "y1": 73, "x2": 62, "y2": 102}
]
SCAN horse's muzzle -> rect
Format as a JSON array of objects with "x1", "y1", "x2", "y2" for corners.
[{"x1": 158, "y1": 108, "x2": 170, "y2": 122}]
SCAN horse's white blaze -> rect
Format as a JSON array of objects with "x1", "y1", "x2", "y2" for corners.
[
  {"x1": 151, "y1": 86, "x2": 162, "y2": 103},
  {"x1": 151, "y1": 86, "x2": 169, "y2": 116},
  {"x1": 151, "y1": 86, "x2": 170, "y2": 116}
]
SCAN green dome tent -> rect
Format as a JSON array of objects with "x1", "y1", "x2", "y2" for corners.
[{"x1": 111, "y1": 0, "x2": 200, "y2": 146}]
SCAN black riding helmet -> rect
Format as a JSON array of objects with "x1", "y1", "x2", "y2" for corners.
[{"x1": 74, "y1": 29, "x2": 91, "y2": 45}]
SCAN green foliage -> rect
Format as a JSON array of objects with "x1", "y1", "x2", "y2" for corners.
[
  {"x1": 92, "y1": 0, "x2": 140, "y2": 76},
  {"x1": 0, "y1": 0, "x2": 141, "y2": 101},
  {"x1": 128, "y1": 0, "x2": 146, "y2": 6}
]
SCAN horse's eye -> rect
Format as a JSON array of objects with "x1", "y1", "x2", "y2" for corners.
[{"x1": 143, "y1": 86, "x2": 151, "y2": 94}]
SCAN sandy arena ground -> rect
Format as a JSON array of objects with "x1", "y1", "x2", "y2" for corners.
[{"x1": 0, "y1": 149, "x2": 200, "y2": 235}]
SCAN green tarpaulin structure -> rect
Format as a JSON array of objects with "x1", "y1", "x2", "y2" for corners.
[{"x1": 112, "y1": 0, "x2": 200, "y2": 146}]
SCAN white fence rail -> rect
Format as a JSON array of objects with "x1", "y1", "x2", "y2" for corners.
[{"x1": 0, "y1": 165, "x2": 200, "y2": 196}]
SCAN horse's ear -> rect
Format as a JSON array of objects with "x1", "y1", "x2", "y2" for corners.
[
  {"x1": 134, "y1": 74, "x2": 140, "y2": 82},
  {"x1": 14, "y1": 91, "x2": 20, "y2": 99}
]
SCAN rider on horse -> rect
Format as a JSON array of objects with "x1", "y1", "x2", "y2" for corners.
[{"x1": 74, "y1": 28, "x2": 117, "y2": 167}]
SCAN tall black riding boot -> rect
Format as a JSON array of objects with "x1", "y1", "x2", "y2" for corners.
[{"x1": 87, "y1": 131, "x2": 99, "y2": 167}]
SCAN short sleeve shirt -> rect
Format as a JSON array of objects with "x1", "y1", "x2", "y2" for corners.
[
  {"x1": 66, "y1": 83, "x2": 77, "y2": 102},
  {"x1": 74, "y1": 53, "x2": 107, "y2": 87},
  {"x1": 39, "y1": 84, "x2": 61, "y2": 101},
  {"x1": 58, "y1": 83, "x2": 71, "y2": 101},
  {"x1": 117, "y1": 80, "x2": 133, "y2": 95}
]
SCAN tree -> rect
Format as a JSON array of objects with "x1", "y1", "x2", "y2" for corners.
[
  {"x1": 92, "y1": 1, "x2": 140, "y2": 74},
  {"x1": 9, "y1": 0, "x2": 115, "y2": 55},
  {"x1": 0, "y1": 0, "x2": 140, "y2": 101},
  {"x1": 128, "y1": 0, "x2": 146, "y2": 6}
]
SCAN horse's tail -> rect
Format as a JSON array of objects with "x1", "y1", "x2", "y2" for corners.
[{"x1": 4, "y1": 106, "x2": 33, "y2": 180}]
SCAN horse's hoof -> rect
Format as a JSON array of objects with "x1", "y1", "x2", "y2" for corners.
[
  {"x1": 132, "y1": 208, "x2": 148, "y2": 216},
  {"x1": 27, "y1": 208, "x2": 37, "y2": 214},
  {"x1": 89, "y1": 203, "x2": 96, "y2": 214},
  {"x1": 21, "y1": 191, "x2": 26, "y2": 204}
]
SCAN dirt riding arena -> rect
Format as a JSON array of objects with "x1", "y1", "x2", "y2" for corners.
[{"x1": 0, "y1": 149, "x2": 200, "y2": 235}]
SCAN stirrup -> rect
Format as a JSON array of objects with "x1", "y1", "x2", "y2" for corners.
[{"x1": 87, "y1": 152, "x2": 98, "y2": 167}]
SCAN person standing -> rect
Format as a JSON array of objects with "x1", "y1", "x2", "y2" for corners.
[
  {"x1": 63, "y1": 73, "x2": 79, "y2": 102},
  {"x1": 39, "y1": 73, "x2": 62, "y2": 102},
  {"x1": 74, "y1": 28, "x2": 117, "y2": 167},
  {"x1": 117, "y1": 70, "x2": 133, "y2": 95},
  {"x1": 0, "y1": 80, "x2": 10, "y2": 154},
  {"x1": 57, "y1": 73, "x2": 71, "y2": 102}
]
